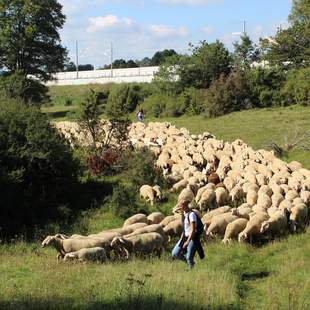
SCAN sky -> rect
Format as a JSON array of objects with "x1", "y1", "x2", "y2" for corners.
[{"x1": 58, "y1": 0, "x2": 292, "y2": 68}]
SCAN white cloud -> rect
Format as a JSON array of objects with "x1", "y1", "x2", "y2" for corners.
[
  {"x1": 202, "y1": 26, "x2": 214, "y2": 35},
  {"x1": 150, "y1": 24, "x2": 188, "y2": 37},
  {"x1": 87, "y1": 15, "x2": 134, "y2": 32}
]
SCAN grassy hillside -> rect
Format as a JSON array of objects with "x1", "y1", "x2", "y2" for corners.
[
  {"x1": 2, "y1": 85, "x2": 307, "y2": 309},
  {"x1": 43, "y1": 85, "x2": 310, "y2": 169}
]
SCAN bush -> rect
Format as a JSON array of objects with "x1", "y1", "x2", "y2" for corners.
[
  {"x1": 246, "y1": 67, "x2": 285, "y2": 107},
  {"x1": 117, "y1": 148, "x2": 167, "y2": 190},
  {"x1": 0, "y1": 70, "x2": 49, "y2": 105},
  {"x1": 206, "y1": 71, "x2": 251, "y2": 117},
  {"x1": 0, "y1": 99, "x2": 80, "y2": 236},
  {"x1": 280, "y1": 68, "x2": 310, "y2": 106},
  {"x1": 105, "y1": 84, "x2": 143, "y2": 118},
  {"x1": 179, "y1": 88, "x2": 208, "y2": 115}
]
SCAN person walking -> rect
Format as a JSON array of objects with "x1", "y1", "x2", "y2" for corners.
[
  {"x1": 172, "y1": 199, "x2": 205, "y2": 270},
  {"x1": 136, "y1": 109, "x2": 144, "y2": 122}
]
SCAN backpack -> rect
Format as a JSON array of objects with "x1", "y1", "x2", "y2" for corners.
[{"x1": 186, "y1": 211, "x2": 204, "y2": 236}]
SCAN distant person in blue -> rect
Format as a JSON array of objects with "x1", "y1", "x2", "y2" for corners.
[
  {"x1": 136, "y1": 109, "x2": 144, "y2": 122},
  {"x1": 172, "y1": 199, "x2": 205, "y2": 270}
]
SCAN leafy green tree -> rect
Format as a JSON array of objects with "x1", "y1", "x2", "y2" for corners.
[
  {"x1": 233, "y1": 34, "x2": 260, "y2": 68},
  {"x1": 0, "y1": 99, "x2": 79, "y2": 235},
  {"x1": 261, "y1": 0, "x2": 310, "y2": 68},
  {"x1": 151, "y1": 49, "x2": 178, "y2": 66},
  {"x1": 0, "y1": 0, "x2": 67, "y2": 81}
]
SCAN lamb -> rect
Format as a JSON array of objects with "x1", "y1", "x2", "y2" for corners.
[
  {"x1": 147, "y1": 212, "x2": 165, "y2": 225},
  {"x1": 123, "y1": 214, "x2": 148, "y2": 227},
  {"x1": 110, "y1": 232, "x2": 165, "y2": 259},
  {"x1": 238, "y1": 212, "x2": 269, "y2": 242},
  {"x1": 222, "y1": 218, "x2": 248, "y2": 244},
  {"x1": 139, "y1": 185, "x2": 156, "y2": 205},
  {"x1": 63, "y1": 247, "x2": 107, "y2": 263},
  {"x1": 206, "y1": 213, "x2": 238, "y2": 236},
  {"x1": 260, "y1": 210, "x2": 288, "y2": 235}
]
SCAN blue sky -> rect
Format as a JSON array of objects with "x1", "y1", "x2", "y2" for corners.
[{"x1": 59, "y1": 0, "x2": 292, "y2": 68}]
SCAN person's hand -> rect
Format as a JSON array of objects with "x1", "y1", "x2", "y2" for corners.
[{"x1": 182, "y1": 241, "x2": 189, "y2": 250}]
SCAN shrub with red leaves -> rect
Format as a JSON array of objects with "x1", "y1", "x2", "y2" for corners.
[{"x1": 86, "y1": 148, "x2": 119, "y2": 176}]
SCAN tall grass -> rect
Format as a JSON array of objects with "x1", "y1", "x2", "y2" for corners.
[{"x1": 1, "y1": 227, "x2": 309, "y2": 309}]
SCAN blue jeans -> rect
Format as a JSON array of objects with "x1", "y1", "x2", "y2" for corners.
[{"x1": 172, "y1": 237, "x2": 197, "y2": 267}]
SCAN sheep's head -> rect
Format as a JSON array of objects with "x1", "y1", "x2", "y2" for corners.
[
  {"x1": 238, "y1": 232, "x2": 247, "y2": 242},
  {"x1": 41, "y1": 235, "x2": 54, "y2": 247},
  {"x1": 260, "y1": 221, "x2": 269, "y2": 234}
]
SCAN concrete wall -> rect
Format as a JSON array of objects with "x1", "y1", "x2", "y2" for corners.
[{"x1": 46, "y1": 66, "x2": 159, "y2": 86}]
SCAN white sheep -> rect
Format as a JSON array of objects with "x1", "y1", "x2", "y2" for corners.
[
  {"x1": 110, "y1": 232, "x2": 165, "y2": 259},
  {"x1": 123, "y1": 214, "x2": 148, "y2": 227},
  {"x1": 171, "y1": 179, "x2": 188, "y2": 192},
  {"x1": 147, "y1": 212, "x2": 165, "y2": 225},
  {"x1": 260, "y1": 210, "x2": 288, "y2": 235},
  {"x1": 257, "y1": 193, "x2": 272, "y2": 209},
  {"x1": 152, "y1": 185, "x2": 163, "y2": 201},
  {"x1": 289, "y1": 204, "x2": 309, "y2": 231},
  {"x1": 178, "y1": 186, "x2": 195, "y2": 203},
  {"x1": 139, "y1": 185, "x2": 156, "y2": 205},
  {"x1": 222, "y1": 218, "x2": 248, "y2": 244},
  {"x1": 229, "y1": 185, "x2": 245, "y2": 205},
  {"x1": 215, "y1": 187, "x2": 229, "y2": 207},
  {"x1": 163, "y1": 220, "x2": 183, "y2": 240},
  {"x1": 206, "y1": 213, "x2": 238, "y2": 236},
  {"x1": 201, "y1": 206, "x2": 231, "y2": 227},
  {"x1": 246, "y1": 190, "x2": 258, "y2": 206},
  {"x1": 238, "y1": 212, "x2": 269, "y2": 242},
  {"x1": 258, "y1": 185, "x2": 273, "y2": 197},
  {"x1": 198, "y1": 189, "x2": 216, "y2": 211},
  {"x1": 271, "y1": 193, "x2": 284, "y2": 208},
  {"x1": 63, "y1": 247, "x2": 107, "y2": 263},
  {"x1": 300, "y1": 190, "x2": 310, "y2": 204}
]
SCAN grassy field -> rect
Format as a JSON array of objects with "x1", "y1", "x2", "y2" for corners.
[
  {"x1": 1, "y1": 85, "x2": 309, "y2": 309},
  {"x1": 0, "y1": 225, "x2": 309, "y2": 310}
]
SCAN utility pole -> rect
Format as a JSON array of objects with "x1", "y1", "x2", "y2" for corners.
[
  {"x1": 76, "y1": 40, "x2": 79, "y2": 79},
  {"x1": 110, "y1": 42, "x2": 113, "y2": 78},
  {"x1": 243, "y1": 20, "x2": 246, "y2": 35}
]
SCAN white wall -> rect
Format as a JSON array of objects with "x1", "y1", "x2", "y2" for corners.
[{"x1": 46, "y1": 66, "x2": 159, "y2": 86}]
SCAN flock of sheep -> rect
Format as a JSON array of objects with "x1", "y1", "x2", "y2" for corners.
[{"x1": 49, "y1": 120, "x2": 310, "y2": 262}]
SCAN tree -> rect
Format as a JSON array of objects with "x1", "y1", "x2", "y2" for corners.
[
  {"x1": 0, "y1": 0, "x2": 67, "y2": 81},
  {"x1": 151, "y1": 49, "x2": 178, "y2": 66},
  {"x1": 261, "y1": 0, "x2": 310, "y2": 68},
  {"x1": 78, "y1": 64, "x2": 94, "y2": 71},
  {"x1": 233, "y1": 34, "x2": 260, "y2": 68},
  {"x1": 180, "y1": 41, "x2": 231, "y2": 89}
]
